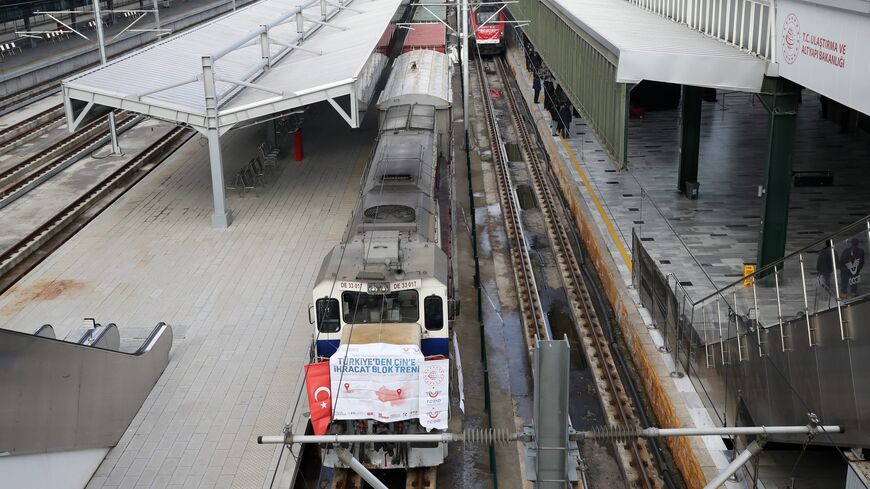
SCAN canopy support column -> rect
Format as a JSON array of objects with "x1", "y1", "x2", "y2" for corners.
[
  {"x1": 756, "y1": 76, "x2": 800, "y2": 268},
  {"x1": 677, "y1": 85, "x2": 703, "y2": 197},
  {"x1": 23, "y1": 11, "x2": 35, "y2": 48},
  {"x1": 202, "y1": 55, "x2": 233, "y2": 229}
]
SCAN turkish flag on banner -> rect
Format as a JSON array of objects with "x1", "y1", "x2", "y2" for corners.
[{"x1": 304, "y1": 360, "x2": 332, "y2": 435}]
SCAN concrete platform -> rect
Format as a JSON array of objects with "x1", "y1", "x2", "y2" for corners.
[
  {"x1": 506, "y1": 40, "x2": 870, "y2": 486},
  {"x1": 505, "y1": 46, "x2": 732, "y2": 486},
  {"x1": 0, "y1": 106, "x2": 374, "y2": 488},
  {"x1": 570, "y1": 82, "x2": 870, "y2": 300}
]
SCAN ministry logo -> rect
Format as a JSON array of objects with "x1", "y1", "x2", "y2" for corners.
[{"x1": 781, "y1": 13, "x2": 801, "y2": 64}]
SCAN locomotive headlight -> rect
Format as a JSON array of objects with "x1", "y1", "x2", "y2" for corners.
[{"x1": 367, "y1": 282, "x2": 390, "y2": 295}]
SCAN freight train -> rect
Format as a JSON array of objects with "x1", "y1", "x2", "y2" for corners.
[{"x1": 303, "y1": 48, "x2": 455, "y2": 475}]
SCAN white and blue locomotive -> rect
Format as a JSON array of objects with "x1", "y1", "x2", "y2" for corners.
[{"x1": 308, "y1": 49, "x2": 454, "y2": 470}]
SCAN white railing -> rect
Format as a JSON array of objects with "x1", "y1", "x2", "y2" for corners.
[{"x1": 627, "y1": 0, "x2": 775, "y2": 60}]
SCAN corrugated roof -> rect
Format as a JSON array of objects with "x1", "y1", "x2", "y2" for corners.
[
  {"x1": 378, "y1": 50, "x2": 451, "y2": 109},
  {"x1": 549, "y1": 0, "x2": 769, "y2": 91},
  {"x1": 63, "y1": 0, "x2": 402, "y2": 130}
]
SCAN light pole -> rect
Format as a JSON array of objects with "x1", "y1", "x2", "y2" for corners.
[
  {"x1": 151, "y1": 0, "x2": 162, "y2": 39},
  {"x1": 92, "y1": 0, "x2": 122, "y2": 155},
  {"x1": 460, "y1": 0, "x2": 469, "y2": 136}
]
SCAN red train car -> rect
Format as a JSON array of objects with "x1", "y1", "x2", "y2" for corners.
[
  {"x1": 403, "y1": 23, "x2": 447, "y2": 53},
  {"x1": 470, "y1": 5, "x2": 506, "y2": 55}
]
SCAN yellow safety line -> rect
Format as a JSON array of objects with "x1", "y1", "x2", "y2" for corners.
[
  {"x1": 559, "y1": 137, "x2": 633, "y2": 272},
  {"x1": 508, "y1": 46, "x2": 632, "y2": 271}
]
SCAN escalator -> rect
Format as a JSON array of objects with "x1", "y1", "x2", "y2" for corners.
[{"x1": 0, "y1": 322, "x2": 172, "y2": 487}]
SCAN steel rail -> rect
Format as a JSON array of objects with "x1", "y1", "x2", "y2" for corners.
[
  {"x1": 0, "y1": 126, "x2": 191, "y2": 283},
  {"x1": 0, "y1": 84, "x2": 61, "y2": 117},
  {"x1": 474, "y1": 55, "x2": 550, "y2": 348},
  {"x1": 0, "y1": 112, "x2": 138, "y2": 207},
  {"x1": 0, "y1": 105, "x2": 64, "y2": 150},
  {"x1": 493, "y1": 57, "x2": 660, "y2": 488}
]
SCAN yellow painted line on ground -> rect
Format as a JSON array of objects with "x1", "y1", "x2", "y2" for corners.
[
  {"x1": 507, "y1": 47, "x2": 632, "y2": 271},
  {"x1": 559, "y1": 137, "x2": 633, "y2": 271}
]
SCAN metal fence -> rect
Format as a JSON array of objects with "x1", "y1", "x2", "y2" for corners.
[{"x1": 625, "y1": 0, "x2": 774, "y2": 60}]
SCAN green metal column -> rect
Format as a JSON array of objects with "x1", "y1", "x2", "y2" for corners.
[
  {"x1": 756, "y1": 76, "x2": 801, "y2": 268},
  {"x1": 677, "y1": 85, "x2": 703, "y2": 195}
]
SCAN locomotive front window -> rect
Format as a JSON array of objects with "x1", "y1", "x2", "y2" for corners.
[
  {"x1": 476, "y1": 10, "x2": 500, "y2": 24},
  {"x1": 424, "y1": 295, "x2": 443, "y2": 331},
  {"x1": 316, "y1": 298, "x2": 340, "y2": 333},
  {"x1": 342, "y1": 291, "x2": 419, "y2": 324}
]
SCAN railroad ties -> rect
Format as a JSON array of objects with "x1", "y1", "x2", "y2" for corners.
[{"x1": 476, "y1": 53, "x2": 664, "y2": 489}]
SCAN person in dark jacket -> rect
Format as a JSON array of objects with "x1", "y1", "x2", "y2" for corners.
[
  {"x1": 532, "y1": 72, "x2": 541, "y2": 104},
  {"x1": 558, "y1": 103, "x2": 573, "y2": 138},
  {"x1": 839, "y1": 238, "x2": 865, "y2": 297},
  {"x1": 543, "y1": 80, "x2": 556, "y2": 135},
  {"x1": 816, "y1": 243, "x2": 838, "y2": 293},
  {"x1": 553, "y1": 85, "x2": 567, "y2": 107},
  {"x1": 531, "y1": 50, "x2": 541, "y2": 71},
  {"x1": 524, "y1": 40, "x2": 535, "y2": 71}
]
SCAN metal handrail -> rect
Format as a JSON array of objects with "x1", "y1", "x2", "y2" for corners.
[
  {"x1": 0, "y1": 322, "x2": 172, "y2": 455},
  {"x1": 691, "y1": 215, "x2": 870, "y2": 307},
  {"x1": 625, "y1": 0, "x2": 775, "y2": 60}
]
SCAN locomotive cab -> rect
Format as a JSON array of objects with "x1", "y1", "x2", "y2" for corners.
[
  {"x1": 471, "y1": 5, "x2": 506, "y2": 54},
  {"x1": 310, "y1": 233, "x2": 450, "y2": 359}
]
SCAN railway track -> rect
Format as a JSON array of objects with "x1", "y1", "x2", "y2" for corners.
[
  {"x1": 0, "y1": 82, "x2": 60, "y2": 118},
  {"x1": 475, "y1": 54, "x2": 663, "y2": 488},
  {"x1": 0, "y1": 105, "x2": 65, "y2": 150},
  {"x1": 0, "y1": 111, "x2": 138, "y2": 208},
  {"x1": 473, "y1": 53, "x2": 550, "y2": 350},
  {"x1": 0, "y1": 125, "x2": 192, "y2": 293}
]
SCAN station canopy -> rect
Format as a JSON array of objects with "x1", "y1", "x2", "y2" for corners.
[
  {"x1": 552, "y1": 0, "x2": 769, "y2": 91},
  {"x1": 62, "y1": 0, "x2": 403, "y2": 134}
]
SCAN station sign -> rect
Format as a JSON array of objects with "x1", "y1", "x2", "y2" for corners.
[{"x1": 776, "y1": 0, "x2": 870, "y2": 115}]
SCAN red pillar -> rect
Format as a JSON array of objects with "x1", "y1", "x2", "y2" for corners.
[{"x1": 294, "y1": 129, "x2": 304, "y2": 162}]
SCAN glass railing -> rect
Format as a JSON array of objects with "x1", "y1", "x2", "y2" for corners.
[
  {"x1": 692, "y1": 216, "x2": 870, "y2": 343},
  {"x1": 633, "y1": 216, "x2": 869, "y2": 484}
]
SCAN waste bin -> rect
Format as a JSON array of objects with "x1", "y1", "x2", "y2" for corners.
[{"x1": 685, "y1": 181, "x2": 699, "y2": 200}]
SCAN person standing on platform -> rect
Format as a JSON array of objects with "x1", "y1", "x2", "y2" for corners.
[
  {"x1": 524, "y1": 40, "x2": 534, "y2": 71},
  {"x1": 543, "y1": 79, "x2": 556, "y2": 135},
  {"x1": 558, "y1": 103, "x2": 573, "y2": 138},
  {"x1": 531, "y1": 50, "x2": 541, "y2": 71},
  {"x1": 533, "y1": 71, "x2": 542, "y2": 104},
  {"x1": 839, "y1": 238, "x2": 865, "y2": 298},
  {"x1": 816, "y1": 243, "x2": 838, "y2": 294}
]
